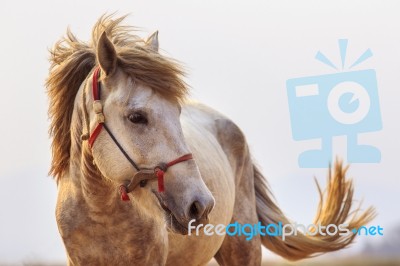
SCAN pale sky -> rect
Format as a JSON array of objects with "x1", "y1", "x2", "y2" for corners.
[{"x1": 1, "y1": 0, "x2": 399, "y2": 263}]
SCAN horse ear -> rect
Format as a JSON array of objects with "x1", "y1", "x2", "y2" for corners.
[
  {"x1": 146, "y1": 31, "x2": 159, "y2": 52},
  {"x1": 97, "y1": 31, "x2": 117, "y2": 76}
]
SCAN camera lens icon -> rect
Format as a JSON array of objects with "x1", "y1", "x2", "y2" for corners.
[
  {"x1": 286, "y1": 69, "x2": 382, "y2": 167},
  {"x1": 327, "y1": 81, "x2": 371, "y2": 125}
]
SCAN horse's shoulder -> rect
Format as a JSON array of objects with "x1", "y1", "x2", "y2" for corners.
[
  {"x1": 214, "y1": 117, "x2": 248, "y2": 167},
  {"x1": 183, "y1": 101, "x2": 247, "y2": 158}
]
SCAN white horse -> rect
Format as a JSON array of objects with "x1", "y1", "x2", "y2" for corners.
[{"x1": 47, "y1": 15, "x2": 375, "y2": 265}]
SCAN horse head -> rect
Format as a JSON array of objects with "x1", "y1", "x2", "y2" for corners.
[{"x1": 82, "y1": 30, "x2": 214, "y2": 234}]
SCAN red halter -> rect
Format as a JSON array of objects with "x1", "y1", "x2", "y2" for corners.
[{"x1": 87, "y1": 67, "x2": 193, "y2": 200}]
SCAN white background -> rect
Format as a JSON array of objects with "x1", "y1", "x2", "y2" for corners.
[{"x1": 0, "y1": 0, "x2": 399, "y2": 264}]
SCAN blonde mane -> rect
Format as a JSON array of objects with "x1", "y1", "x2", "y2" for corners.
[{"x1": 46, "y1": 15, "x2": 188, "y2": 181}]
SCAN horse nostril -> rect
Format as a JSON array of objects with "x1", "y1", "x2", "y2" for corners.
[
  {"x1": 189, "y1": 201, "x2": 203, "y2": 220},
  {"x1": 188, "y1": 198, "x2": 213, "y2": 221}
]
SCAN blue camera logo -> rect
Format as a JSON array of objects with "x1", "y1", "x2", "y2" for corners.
[{"x1": 286, "y1": 39, "x2": 382, "y2": 168}]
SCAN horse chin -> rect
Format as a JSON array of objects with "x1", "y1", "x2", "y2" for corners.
[
  {"x1": 165, "y1": 213, "x2": 189, "y2": 235},
  {"x1": 152, "y1": 191, "x2": 189, "y2": 235}
]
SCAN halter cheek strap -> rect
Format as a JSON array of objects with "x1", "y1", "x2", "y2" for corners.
[
  {"x1": 85, "y1": 67, "x2": 193, "y2": 201},
  {"x1": 88, "y1": 67, "x2": 105, "y2": 148}
]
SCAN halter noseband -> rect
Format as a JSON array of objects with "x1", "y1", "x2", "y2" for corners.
[{"x1": 84, "y1": 67, "x2": 193, "y2": 201}]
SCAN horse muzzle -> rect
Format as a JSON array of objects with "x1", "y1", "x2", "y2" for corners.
[{"x1": 153, "y1": 190, "x2": 215, "y2": 235}]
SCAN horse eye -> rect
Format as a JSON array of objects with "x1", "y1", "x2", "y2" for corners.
[{"x1": 128, "y1": 112, "x2": 148, "y2": 124}]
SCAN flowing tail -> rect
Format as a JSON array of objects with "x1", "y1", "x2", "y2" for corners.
[{"x1": 254, "y1": 161, "x2": 376, "y2": 261}]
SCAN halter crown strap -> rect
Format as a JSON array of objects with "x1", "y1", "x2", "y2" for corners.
[{"x1": 85, "y1": 67, "x2": 193, "y2": 201}]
